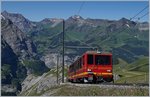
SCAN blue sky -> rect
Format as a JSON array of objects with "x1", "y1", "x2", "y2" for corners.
[{"x1": 1, "y1": 1, "x2": 149, "y2": 22}]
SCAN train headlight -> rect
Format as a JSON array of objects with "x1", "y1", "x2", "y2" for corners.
[
  {"x1": 87, "y1": 68, "x2": 91, "y2": 72},
  {"x1": 107, "y1": 70, "x2": 111, "y2": 72}
]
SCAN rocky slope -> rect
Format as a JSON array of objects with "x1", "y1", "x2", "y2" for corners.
[
  {"x1": 1, "y1": 34, "x2": 24, "y2": 96},
  {"x1": 19, "y1": 65, "x2": 68, "y2": 96},
  {"x1": 1, "y1": 15, "x2": 37, "y2": 59},
  {"x1": 20, "y1": 73, "x2": 58, "y2": 96},
  {"x1": 2, "y1": 11, "x2": 36, "y2": 33},
  {"x1": 1, "y1": 15, "x2": 49, "y2": 96}
]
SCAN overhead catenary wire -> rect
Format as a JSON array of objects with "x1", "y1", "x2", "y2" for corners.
[
  {"x1": 130, "y1": 5, "x2": 149, "y2": 20},
  {"x1": 65, "y1": 33, "x2": 97, "y2": 50},
  {"x1": 130, "y1": 6, "x2": 149, "y2": 30},
  {"x1": 65, "y1": 46, "x2": 98, "y2": 49},
  {"x1": 138, "y1": 12, "x2": 149, "y2": 20},
  {"x1": 67, "y1": 4, "x2": 148, "y2": 51},
  {"x1": 99, "y1": 5, "x2": 149, "y2": 46},
  {"x1": 76, "y1": 2, "x2": 99, "y2": 49},
  {"x1": 77, "y1": 2, "x2": 85, "y2": 15},
  {"x1": 65, "y1": 3, "x2": 149, "y2": 51},
  {"x1": 66, "y1": 1, "x2": 97, "y2": 50}
]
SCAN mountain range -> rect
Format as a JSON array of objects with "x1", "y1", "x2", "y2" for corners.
[
  {"x1": 1, "y1": 11, "x2": 149, "y2": 96},
  {"x1": 2, "y1": 11, "x2": 149, "y2": 62}
]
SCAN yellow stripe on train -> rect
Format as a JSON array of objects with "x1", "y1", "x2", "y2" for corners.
[{"x1": 68, "y1": 72, "x2": 112, "y2": 79}]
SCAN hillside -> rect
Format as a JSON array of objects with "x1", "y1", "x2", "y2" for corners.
[
  {"x1": 19, "y1": 65, "x2": 148, "y2": 96},
  {"x1": 2, "y1": 11, "x2": 149, "y2": 66},
  {"x1": 113, "y1": 57, "x2": 149, "y2": 83}
]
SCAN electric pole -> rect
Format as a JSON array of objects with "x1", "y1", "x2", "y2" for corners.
[
  {"x1": 57, "y1": 54, "x2": 59, "y2": 84},
  {"x1": 62, "y1": 19, "x2": 65, "y2": 83}
]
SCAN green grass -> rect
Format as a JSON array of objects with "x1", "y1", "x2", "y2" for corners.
[
  {"x1": 115, "y1": 74, "x2": 149, "y2": 83},
  {"x1": 113, "y1": 57, "x2": 149, "y2": 84},
  {"x1": 20, "y1": 80, "x2": 149, "y2": 96},
  {"x1": 128, "y1": 57, "x2": 149, "y2": 72},
  {"x1": 52, "y1": 85, "x2": 148, "y2": 96},
  {"x1": 22, "y1": 84, "x2": 149, "y2": 96}
]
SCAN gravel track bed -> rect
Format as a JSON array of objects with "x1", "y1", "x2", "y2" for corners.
[{"x1": 61, "y1": 82, "x2": 149, "y2": 89}]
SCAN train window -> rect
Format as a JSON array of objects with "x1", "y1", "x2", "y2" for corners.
[
  {"x1": 83, "y1": 56, "x2": 85, "y2": 66},
  {"x1": 71, "y1": 65, "x2": 72, "y2": 72},
  {"x1": 78, "y1": 62, "x2": 79, "y2": 68},
  {"x1": 87, "y1": 54, "x2": 93, "y2": 65},
  {"x1": 95, "y1": 55, "x2": 111, "y2": 65},
  {"x1": 69, "y1": 66, "x2": 71, "y2": 72},
  {"x1": 78, "y1": 60, "x2": 80, "y2": 69},
  {"x1": 80, "y1": 58, "x2": 82, "y2": 68},
  {"x1": 74, "y1": 63, "x2": 76, "y2": 71},
  {"x1": 77, "y1": 61, "x2": 79, "y2": 69},
  {"x1": 71, "y1": 65, "x2": 73, "y2": 72},
  {"x1": 75, "y1": 62, "x2": 77, "y2": 70}
]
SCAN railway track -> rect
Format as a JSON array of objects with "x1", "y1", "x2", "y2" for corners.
[{"x1": 60, "y1": 82, "x2": 149, "y2": 89}]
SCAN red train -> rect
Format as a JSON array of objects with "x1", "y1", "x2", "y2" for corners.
[{"x1": 68, "y1": 51, "x2": 113, "y2": 83}]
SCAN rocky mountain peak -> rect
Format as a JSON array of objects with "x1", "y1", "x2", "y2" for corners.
[
  {"x1": 2, "y1": 11, "x2": 25, "y2": 21},
  {"x1": 71, "y1": 15, "x2": 84, "y2": 20},
  {"x1": 119, "y1": 17, "x2": 129, "y2": 21},
  {"x1": 65, "y1": 15, "x2": 85, "y2": 28},
  {"x1": 118, "y1": 17, "x2": 136, "y2": 27},
  {"x1": 40, "y1": 18, "x2": 62, "y2": 24},
  {"x1": 2, "y1": 11, "x2": 36, "y2": 33},
  {"x1": 67, "y1": 15, "x2": 84, "y2": 21},
  {"x1": 118, "y1": 17, "x2": 131, "y2": 24}
]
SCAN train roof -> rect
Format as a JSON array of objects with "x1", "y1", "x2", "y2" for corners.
[
  {"x1": 85, "y1": 51, "x2": 112, "y2": 55},
  {"x1": 69, "y1": 51, "x2": 112, "y2": 67}
]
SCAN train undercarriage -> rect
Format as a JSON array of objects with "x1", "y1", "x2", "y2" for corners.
[{"x1": 68, "y1": 74, "x2": 114, "y2": 83}]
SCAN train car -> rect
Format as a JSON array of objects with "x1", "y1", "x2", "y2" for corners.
[{"x1": 68, "y1": 51, "x2": 113, "y2": 83}]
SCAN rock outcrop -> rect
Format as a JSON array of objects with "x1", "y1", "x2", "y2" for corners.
[
  {"x1": 1, "y1": 15, "x2": 37, "y2": 59},
  {"x1": 2, "y1": 11, "x2": 36, "y2": 33},
  {"x1": 1, "y1": 15, "x2": 49, "y2": 96}
]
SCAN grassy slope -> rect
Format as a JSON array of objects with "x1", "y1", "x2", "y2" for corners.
[
  {"x1": 53, "y1": 85, "x2": 149, "y2": 96},
  {"x1": 20, "y1": 57, "x2": 149, "y2": 96},
  {"x1": 113, "y1": 57, "x2": 149, "y2": 83},
  {"x1": 25, "y1": 84, "x2": 149, "y2": 96}
]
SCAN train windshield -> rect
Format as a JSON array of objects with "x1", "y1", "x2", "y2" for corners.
[
  {"x1": 87, "y1": 54, "x2": 93, "y2": 65},
  {"x1": 95, "y1": 55, "x2": 111, "y2": 65}
]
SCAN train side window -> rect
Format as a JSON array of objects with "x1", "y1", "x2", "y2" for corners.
[
  {"x1": 77, "y1": 62, "x2": 78, "y2": 69},
  {"x1": 72, "y1": 65, "x2": 73, "y2": 72},
  {"x1": 80, "y1": 58, "x2": 82, "y2": 68},
  {"x1": 77, "y1": 61, "x2": 79, "y2": 69},
  {"x1": 79, "y1": 61, "x2": 80, "y2": 68},
  {"x1": 78, "y1": 60, "x2": 79, "y2": 69},
  {"x1": 73, "y1": 63, "x2": 75, "y2": 72},
  {"x1": 70, "y1": 65, "x2": 72, "y2": 72},
  {"x1": 75, "y1": 62, "x2": 77, "y2": 70},
  {"x1": 87, "y1": 54, "x2": 93, "y2": 65},
  {"x1": 82, "y1": 56, "x2": 85, "y2": 66}
]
